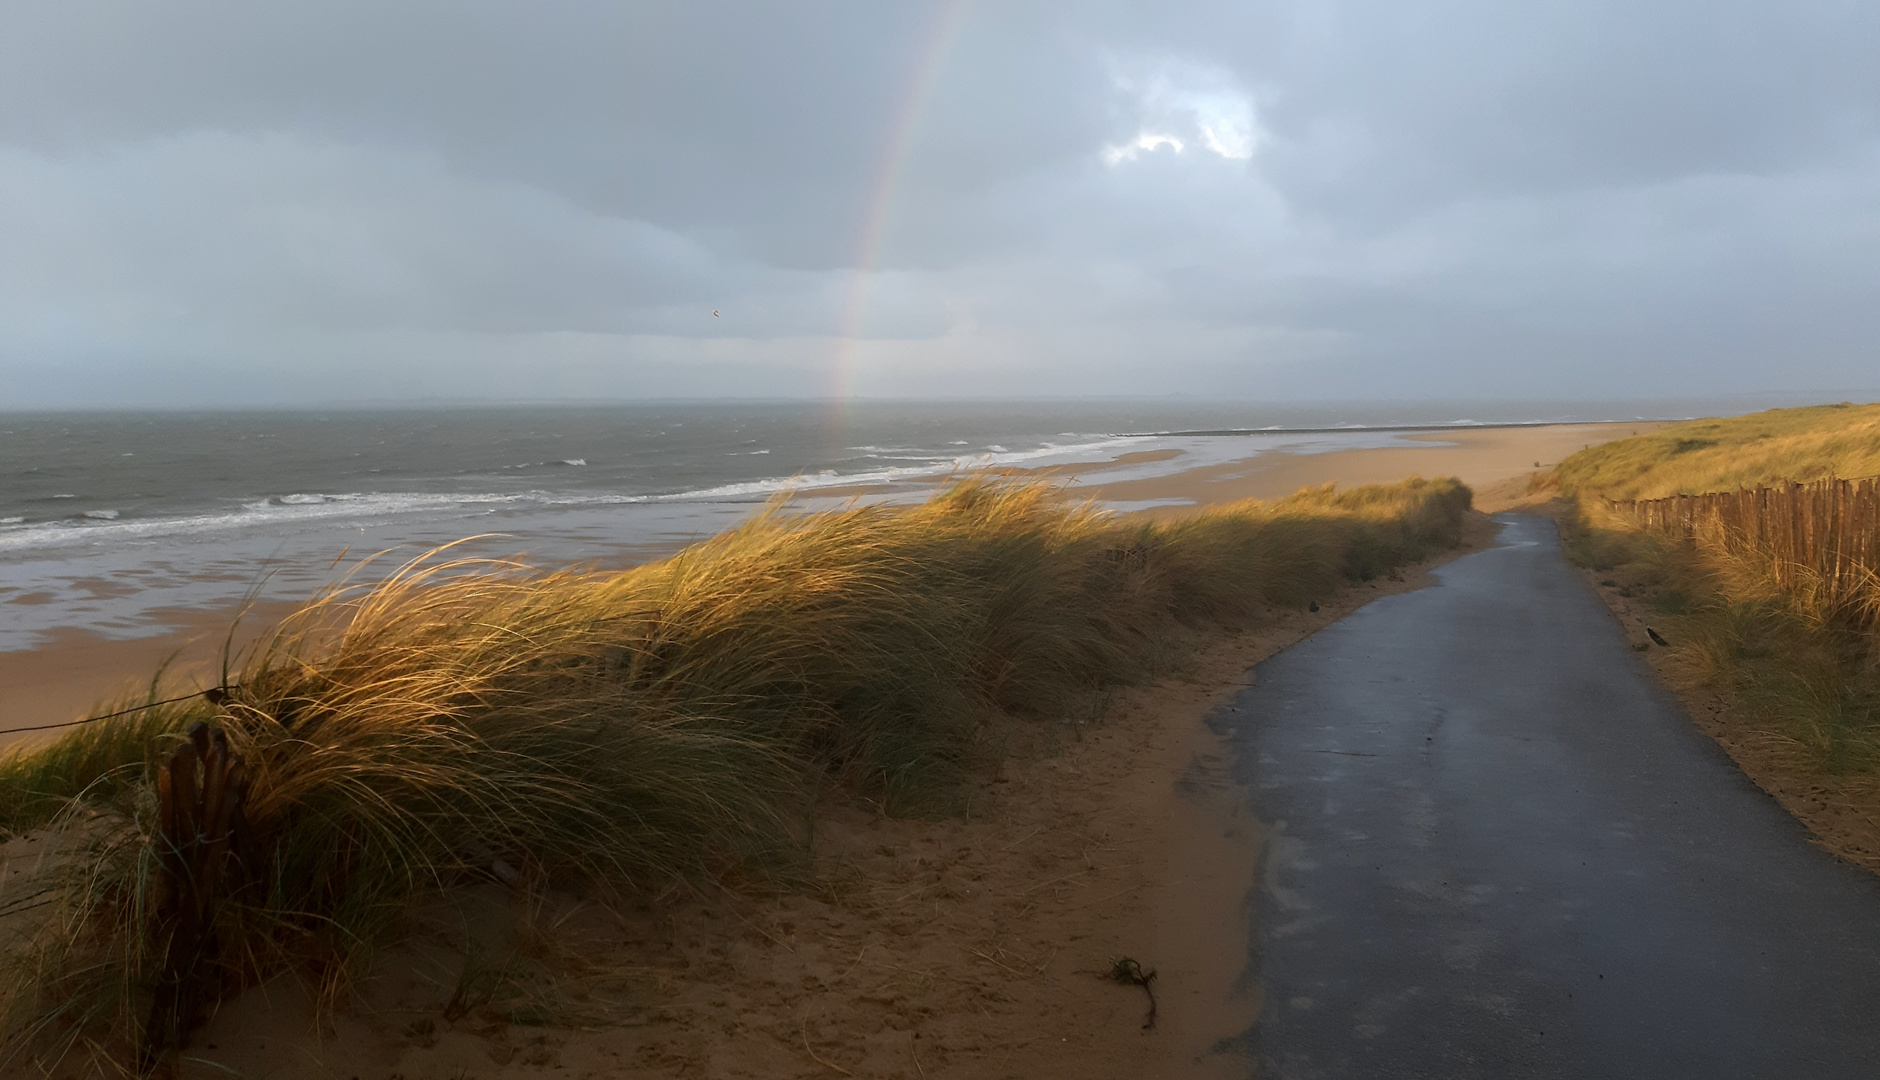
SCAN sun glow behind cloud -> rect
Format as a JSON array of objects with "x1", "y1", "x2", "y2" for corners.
[
  {"x1": 5, "y1": 2, "x2": 1880, "y2": 406},
  {"x1": 1102, "y1": 132, "x2": 1185, "y2": 165},
  {"x1": 1103, "y1": 57, "x2": 1259, "y2": 167}
]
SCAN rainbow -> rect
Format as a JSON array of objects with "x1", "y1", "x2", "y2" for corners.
[{"x1": 826, "y1": 0, "x2": 974, "y2": 414}]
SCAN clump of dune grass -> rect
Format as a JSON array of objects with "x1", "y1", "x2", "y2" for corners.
[
  {"x1": 1558, "y1": 469, "x2": 1880, "y2": 824},
  {"x1": 0, "y1": 474, "x2": 1470, "y2": 1071},
  {"x1": 1552, "y1": 401, "x2": 1880, "y2": 501},
  {"x1": 1553, "y1": 404, "x2": 1880, "y2": 764}
]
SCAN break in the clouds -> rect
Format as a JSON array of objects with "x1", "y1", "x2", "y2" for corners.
[
  {"x1": 1103, "y1": 58, "x2": 1260, "y2": 165},
  {"x1": 3, "y1": 0, "x2": 1879, "y2": 407}
]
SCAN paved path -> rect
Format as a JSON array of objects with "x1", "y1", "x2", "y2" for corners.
[{"x1": 1224, "y1": 514, "x2": 1880, "y2": 1079}]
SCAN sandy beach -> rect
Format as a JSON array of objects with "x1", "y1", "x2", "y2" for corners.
[
  {"x1": 173, "y1": 517, "x2": 1497, "y2": 1080},
  {"x1": 1074, "y1": 422, "x2": 1665, "y2": 513},
  {"x1": 0, "y1": 422, "x2": 1654, "y2": 749},
  {"x1": 0, "y1": 602, "x2": 303, "y2": 753},
  {"x1": 1, "y1": 420, "x2": 1640, "y2": 1076}
]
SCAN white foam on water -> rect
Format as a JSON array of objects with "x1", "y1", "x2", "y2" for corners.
[
  {"x1": 1099, "y1": 497, "x2": 1198, "y2": 513},
  {"x1": 0, "y1": 427, "x2": 1447, "y2": 560},
  {"x1": 0, "y1": 491, "x2": 531, "y2": 555},
  {"x1": 0, "y1": 424, "x2": 1473, "y2": 652}
]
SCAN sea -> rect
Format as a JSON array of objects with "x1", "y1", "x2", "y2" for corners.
[{"x1": 0, "y1": 396, "x2": 1835, "y2": 652}]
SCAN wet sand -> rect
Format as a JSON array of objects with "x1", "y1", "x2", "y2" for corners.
[
  {"x1": 0, "y1": 602, "x2": 303, "y2": 752},
  {"x1": 1074, "y1": 422, "x2": 1665, "y2": 513},
  {"x1": 2, "y1": 421, "x2": 1652, "y2": 1077},
  {"x1": 0, "y1": 422, "x2": 1654, "y2": 748}
]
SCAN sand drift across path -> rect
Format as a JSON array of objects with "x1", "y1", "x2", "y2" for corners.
[{"x1": 1227, "y1": 514, "x2": 1880, "y2": 1078}]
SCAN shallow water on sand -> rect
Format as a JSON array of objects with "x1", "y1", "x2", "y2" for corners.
[{"x1": 0, "y1": 397, "x2": 1776, "y2": 650}]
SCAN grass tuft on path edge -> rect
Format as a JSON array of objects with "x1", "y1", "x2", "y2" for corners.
[{"x1": 1549, "y1": 405, "x2": 1880, "y2": 871}]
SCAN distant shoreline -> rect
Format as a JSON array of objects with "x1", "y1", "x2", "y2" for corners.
[
  {"x1": 1120, "y1": 418, "x2": 1681, "y2": 438},
  {"x1": 0, "y1": 419, "x2": 1661, "y2": 746},
  {"x1": 1077, "y1": 420, "x2": 1671, "y2": 518}
]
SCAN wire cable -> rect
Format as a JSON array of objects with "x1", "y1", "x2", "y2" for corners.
[{"x1": 1, "y1": 686, "x2": 236, "y2": 737}]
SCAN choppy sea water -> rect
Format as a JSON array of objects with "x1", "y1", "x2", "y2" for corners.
[{"x1": 0, "y1": 398, "x2": 1783, "y2": 651}]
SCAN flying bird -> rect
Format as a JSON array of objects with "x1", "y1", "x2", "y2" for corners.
[
  {"x1": 713, "y1": 310, "x2": 720, "y2": 317},
  {"x1": 1647, "y1": 626, "x2": 1670, "y2": 647}
]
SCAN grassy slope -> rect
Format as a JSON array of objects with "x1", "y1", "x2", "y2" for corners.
[
  {"x1": 1549, "y1": 404, "x2": 1880, "y2": 871},
  {"x1": 0, "y1": 475, "x2": 1471, "y2": 1071},
  {"x1": 1553, "y1": 401, "x2": 1880, "y2": 500}
]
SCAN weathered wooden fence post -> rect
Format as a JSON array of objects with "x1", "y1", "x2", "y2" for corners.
[
  {"x1": 138, "y1": 722, "x2": 249, "y2": 1075},
  {"x1": 1615, "y1": 475, "x2": 1880, "y2": 630}
]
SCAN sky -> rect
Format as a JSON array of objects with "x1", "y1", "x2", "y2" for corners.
[{"x1": 4, "y1": 0, "x2": 1880, "y2": 407}]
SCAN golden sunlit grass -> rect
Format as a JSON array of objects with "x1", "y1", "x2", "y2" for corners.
[
  {"x1": 1551, "y1": 401, "x2": 1880, "y2": 500},
  {"x1": 0, "y1": 474, "x2": 1470, "y2": 1071},
  {"x1": 1566, "y1": 499, "x2": 1880, "y2": 770},
  {"x1": 1553, "y1": 406, "x2": 1880, "y2": 864}
]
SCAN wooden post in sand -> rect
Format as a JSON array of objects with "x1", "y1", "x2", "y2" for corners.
[{"x1": 139, "y1": 722, "x2": 249, "y2": 1075}]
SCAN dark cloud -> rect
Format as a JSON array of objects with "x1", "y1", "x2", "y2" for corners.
[{"x1": 1, "y1": 0, "x2": 1877, "y2": 406}]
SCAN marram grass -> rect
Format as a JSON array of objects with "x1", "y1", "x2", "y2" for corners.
[
  {"x1": 1562, "y1": 497, "x2": 1880, "y2": 776},
  {"x1": 0, "y1": 474, "x2": 1470, "y2": 1070},
  {"x1": 1551, "y1": 401, "x2": 1880, "y2": 501},
  {"x1": 1553, "y1": 405, "x2": 1880, "y2": 849}
]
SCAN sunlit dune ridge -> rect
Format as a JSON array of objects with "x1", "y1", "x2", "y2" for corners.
[{"x1": 0, "y1": 473, "x2": 1469, "y2": 1072}]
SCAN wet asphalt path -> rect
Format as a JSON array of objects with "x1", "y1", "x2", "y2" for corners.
[{"x1": 1222, "y1": 514, "x2": 1880, "y2": 1079}]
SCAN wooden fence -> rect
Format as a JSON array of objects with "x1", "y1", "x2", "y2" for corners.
[{"x1": 1608, "y1": 476, "x2": 1880, "y2": 622}]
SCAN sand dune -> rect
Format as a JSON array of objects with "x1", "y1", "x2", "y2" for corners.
[
  {"x1": 0, "y1": 421, "x2": 1644, "y2": 1077},
  {"x1": 0, "y1": 423, "x2": 1646, "y2": 747}
]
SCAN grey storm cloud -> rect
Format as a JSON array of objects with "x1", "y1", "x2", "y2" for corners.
[{"x1": 2, "y1": 0, "x2": 1878, "y2": 406}]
